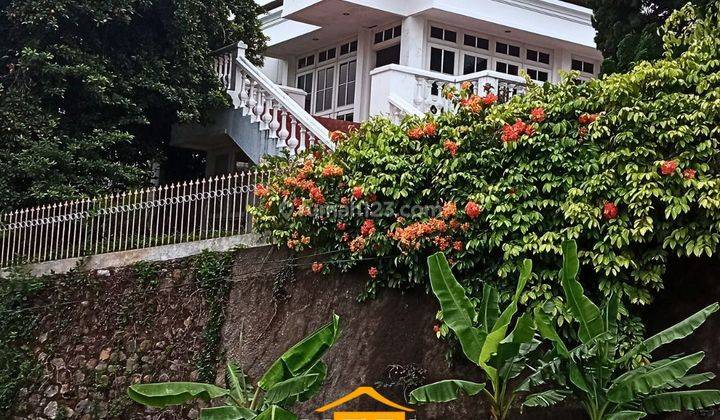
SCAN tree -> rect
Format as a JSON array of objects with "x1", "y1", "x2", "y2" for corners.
[
  {"x1": 0, "y1": 0, "x2": 267, "y2": 212},
  {"x1": 589, "y1": 0, "x2": 710, "y2": 73}
]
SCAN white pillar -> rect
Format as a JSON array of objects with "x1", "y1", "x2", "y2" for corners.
[
  {"x1": 399, "y1": 15, "x2": 427, "y2": 69},
  {"x1": 555, "y1": 48, "x2": 573, "y2": 83},
  {"x1": 355, "y1": 28, "x2": 374, "y2": 121}
]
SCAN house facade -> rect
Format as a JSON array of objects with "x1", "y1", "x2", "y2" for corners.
[{"x1": 171, "y1": 0, "x2": 602, "y2": 176}]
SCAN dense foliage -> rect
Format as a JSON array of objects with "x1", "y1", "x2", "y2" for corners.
[
  {"x1": 252, "y1": 2, "x2": 720, "y2": 320},
  {"x1": 0, "y1": 0, "x2": 266, "y2": 211},
  {"x1": 522, "y1": 241, "x2": 720, "y2": 420},
  {"x1": 589, "y1": 0, "x2": 711, "y2": 73},
  {"x1": 128, "y1": 315, "x2": 340, "y2": 419}
]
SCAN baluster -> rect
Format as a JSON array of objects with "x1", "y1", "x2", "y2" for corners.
[
  {"x1": 246, "y1": 81, "x2": 257, "y2": 118},
  {"x1": 251, "y1": 87, "x2": 263, "y2": 124},
  {"x1": 239, "y1": 72, "x2": 250, "y2": 112},
  {"x1": 277, "y1": 110, "x2": 290, "y2": 150},
  {"x1": 297, "y1": 126, "x2": 307, "y2": 154},
  {"x1": 308, "y1": 133, "x2": 317, "y2": 149},
  {"x1": 268, "y1": 101, "x2": 280, "y2": 139},
  {"x1": 287, "y1": 116, "x2": 299, "y2": 155},
  {"x1": 414, "y1": 77, "x2": 425, "y2": 108},
  {"x1": 260, "y1": 97, "x2": 272, "y2": 130}
]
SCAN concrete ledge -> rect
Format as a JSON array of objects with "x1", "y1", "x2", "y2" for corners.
[{"x1": 1, "y1": 234, "x2": 265, "y2": 278}]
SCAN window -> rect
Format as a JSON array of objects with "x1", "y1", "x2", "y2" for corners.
[
  {"x1": 337, "y1": 113, "x2": 354, "y2": 122},
  {"x1": 526, "y1": 49, "x2": 551, "y2": 65},
  {"x1": 318, "y1": 47, "x2": 336, "y2": 63},
  {"x1": 463, "y1": 53, "x2": 488, "y2": 75},
  {"x1": 297, "y1": 54, "x2": 314, "y2": 69},
  {"x1": 374, "y1": 25, "x2": 401, "y2": 44},
  {"x1": 337, "y1": 60, "x2": 356, "y2": 107},
  {"x1": 496, "y1": 60, "x2": 519, "y2": 76},
  {"x1": 463, "y1": 34, "x2": 489, "y2": 50},
  {"x1": 375, "y1": 44, "x2": 401, "y2": 68},
  {"x1": 496, "y1": 42, "x2": 520, "y2": 58},
  {"x1": 340, "y1": 40, "x2": 358, "y2": 56},
  {"x1": 572, "y1": 58, "x2": 596, "y2": 75},
  {"x1": 430, "y1": 47, "x2": 455, "y2": 75},
  {"x1": 314, "y1": 67, "x2": 334, "y2": 112},
  {"x1": 526, "y1": 68, "x2": 549, "y2": 82},
  {"x1": 296, "y1": 73, "x2": 313, "y2": 112},
  {"x1": 430, "y1": 26, "x2": 457, "y2": 43}
]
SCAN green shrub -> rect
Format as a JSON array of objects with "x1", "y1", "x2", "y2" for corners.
[{"x1": 252, "y1": 2, "x2": 720, "y2": 320}]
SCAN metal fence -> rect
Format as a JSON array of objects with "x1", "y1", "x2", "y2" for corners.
[{"x1": 0, "y1": 170, "x2": 270, "y2": 268}]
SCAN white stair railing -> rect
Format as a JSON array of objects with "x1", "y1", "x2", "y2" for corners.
[{"x1": 213, "y1": 42, "x2": 334, "y2": 155}]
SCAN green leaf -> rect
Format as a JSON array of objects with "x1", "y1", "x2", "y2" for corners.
[
  {"x1": 127, "y1": 382, "x2": 229, "y2": 407},
  {"x1": 264, "y1": 374, "x2": 319, "y2": 404},
  {"x1": 298, "y1": 361, "x2": 327, "y2": 402},
  {"x1": 667, "y1": 372, "x2": 715, "y2": 389},
  {"x1": 643, "y1": 390, "x2": 720, "y2": 414},
  {"x1": 533, "y1": 306, "x2": 569, "y2": 356},
  {"x1": 559, "y1": 240, "x2": 604, "y2": 343},
  {"x1": 427, "y1": 252, "x2": 484, "y2": 364},
  {"x1": 522, "y1": 389, "x2": 570, "y2": 408},
  {"x1": 608, "y1": 352, "x2": 705, "y2": 403},
  {"x1": 409, "y1": 380, "x2": 485, "y2": 404},
  {"x1": 199, "y1": 406, "x2": 256, "y2": 420},
  {"x1": 479, "y1": 259, "x2": 532, "y2": 365},
  {"x1": 226, "y1": 361, "x2": 248, "y2": 405},
  {"x1": 253, "y1": 405, "x2": 297, "y2": 420},
  {"x1": 258, "y1": 315, "x2": 340, "y2": 390},
  {"x1": 623, "y1": 303, "x2": 719, "y2": 363},
  {"x1": 605, "y1": 411, "x2": 647, "y2": 420},
  {"x1": 479, "y1": 284, "x2": 500, "y2": 334}
]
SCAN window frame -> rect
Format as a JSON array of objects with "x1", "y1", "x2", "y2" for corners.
[
  {"x1": 427, "y1": 43, "x2": 459, "y2": 75},
  {"x1": 461, "y1": 51, "x2": 491, "y2": 75}
]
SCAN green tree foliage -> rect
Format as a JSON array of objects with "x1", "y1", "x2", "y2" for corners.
[
  {"x1": 589, "y1": 0, "x2": 711, "y2": 73},
  {"x1": 252, "y1": 2, "x2": 720, "y2": 318},
  {"x1": 522, "y1": 241, "x2": 720, "y2": 420},
  {"x1": 0, "y1": 0, "x2": 267, "y2": 211}
]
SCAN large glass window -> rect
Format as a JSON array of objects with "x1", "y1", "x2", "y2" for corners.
[
  {"x1": 430, "y1": 47, "x2": 455, "y2": 75},
  {"x1": 337, "y1": 60, "x2": 356, "y2": 107},
  {"x1": 463, "y1": 54, "x2": 488, "y2": 75},
  {"x1": 314, "y1": 67, "x2": 334, "y2": 113},
  {"x1": 375, "y1": 44, "x2": 401, "y2": 68},
  {"x1": 296, "y1": 73, "x2": 313, "y2": 112},
  {"x1": 495, "y1": 60, "x2": 519, "y2": 76}
]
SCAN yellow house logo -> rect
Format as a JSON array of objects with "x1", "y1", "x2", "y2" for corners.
[{"x1": 315, "y1": 386, "x2": 415, "y2": 420}]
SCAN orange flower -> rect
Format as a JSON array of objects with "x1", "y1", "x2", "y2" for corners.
[
  {"x1": 368, "y1": 266, "x2": 379, "y2": 279},
  {"x1": 460, "y1": 81, "x2": 473, "y2": 91},
  {"x1": 300, "y1": 236, "x2": 310, "y2": 244},
  {"x1": 309, "y1": 186, "x2": 325, "y2": 204},
  {"x1": 336, "y1": 222, "x2": 347, "y2": 231},
  {"x1": 603, "y1": 202, "x2": 618, "y2": 220},
  {"x1": 407, "y1": 127, "x2": 424, "y2": 139},
  {"x1": 579, "y1": 113, "x2": 599, "y2": 125},
  {"x1": 683, "y1": 168, "x2": 697, "y2": 179},
  {"x1": 453, "y1": 241, "x2": 464, "y2": 251},
  {"x1": 423, "y1": 123, "x2": 437, "y2": 137},
  {"x1": 530, "y1": 107, "x2": 546, "y2": 123},
  {"x1": 321, "y1": 164, "x2": 344, "y2": 177},
  {"x1": 330, "y1": 130, "x2": 344, "y2": 142},
  {"x1": 482, "y1": 93, "x2": 497, "y2": 105},
  {"x1": 660, "y1": 160, "x2": 678, "y2": 175},
  {"x1": 465, "y1": 201, "x2": 481, "y2": 219},
  {"x1": 349, "y1": 236, "x2": 366, "y2": 253},
  {"x1": 352, "y1": 186, "x2": 363, "y2": 200},
  {"x1": 441, "y1": 202, "x2": 457, "y2": 219},
  {"x1": 340, "y1": 196, "x2": 350, "y2": 205},
  {"x1": 360, "y1": 219, "x2": 376, "y2": 237},
  {"x1": 443, "y1": 140, "x2": 458, "y2": 157},
  {"x1": 256, "y1": 183, "x2": 269, "y2": 197},
  {"x1": 311, "y1": 262, "x2": 323, "y2": 273}
]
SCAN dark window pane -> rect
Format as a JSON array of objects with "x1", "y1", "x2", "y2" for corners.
[
  {"x1": 443, "y1": 50, "x2": 455, "y2": 74},
  {"x1": 430, "y1": 47, "x2": 442, "y2": 72},
  {"x1": 384, "y1": 28, "x2": 393, "y2": 40},
  {"x1": 307, "y1": 56, "x2": 314, "y2": 65},
  {"x1": 348, "y1": 61, "x2": 356, "y2": 81},
  {"x1": 339, "y1": 63, "x2": 348, "y2": 84},
  {"x1": 496, "y1": 42, "x2": 507, "y2": 54},
  {"x1": 346, "y1": 82, "x2": 355, "y2": 104},
  {"x1": 350, "y1": 40, "x2": 358, "y2": 51},
  {"x1": 583, "y1": 62, "x2": 594, "y2": 74},
  {"x1": 464, "y1": 34, "x2": 475, "y2": 47},
  {"x1": 538, "y1": 71, "x2": 549, "y2": 82},
  {"x1": 374, "y1": 31, "x2": 383, "y2": 44},
  {"x1": 325, "y1": 68, "x2": 334, "y2": 88},
  {"x1": 539, "y1": 52, "x2": 550, "y2": 64},
  {"x1": 527, "y1": 49, "x2": 538, "y2": 61},
  {"x1": 375, "y1": 43, "x2": 400, "y2": 68},
  {"x1": 496, "y1": 62, "x2": 507, "y2": 73},
  {"x1": 393, "y1": 25, "x2": 401, "y2": 38},
  {"x1": 445, "y1": 30, "x2": 456, "y2": 43},
  {"x1": 316, "y1": 71, "x2": 325, "y2": 87},
  {"x1": 430, "y1": 26, "x2": 443, "y2": 39},
  {"x1": 319, "y1": 51, "x2": 327, "y2": 62},
  {"x1": 478, "y1": 57, "x2": 487, "y2": 70},
  {"x1": 324, "y1": 90, "x2": 333, "y2": 110},
  {"x1": 477, "y1": 37, "x2": 489, "y2": 49},
  {"x1": 527, "y1": 69, "x2": 537, "y2": 79},
  {"x1": 337, "y1": 87, "x2": 346, "y2": 107},
  {"x1": 328, "y1": 48, "x2": 336, "y2": 59},
  {"x1": 463, "y1": 55, "x2": 475, "y2": 75},
  {"x1": 509, "y1": 45, "x2": 520, "y2": 57},
  {"x1": 298, "y1": 57, "x2": 306, "y2": 68},
  {"x1": 340, "y1": 44, "x2": 349, "y2": 55},
  {"x1": 571, "y1": 59, "x2": 583, "y2": 71},
  {"x1": 508, "y1": 64, "x2": 519, "y2": 75}
]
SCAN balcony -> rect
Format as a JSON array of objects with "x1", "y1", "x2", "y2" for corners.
[{"x1": 369, "y1": 64, "x2": 528, "y2": 120}]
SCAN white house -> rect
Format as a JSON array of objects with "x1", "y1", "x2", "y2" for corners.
[{"x1": 171, "y1": 0, "x2": 602, "y2": 176}]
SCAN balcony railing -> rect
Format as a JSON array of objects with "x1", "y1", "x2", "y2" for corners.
[
  {"x1": 369, "y1": 64, "x2": 528, "y2": 121},
  {"x1": 0, "y1": 170, "x2": 269, "y2": 268}
]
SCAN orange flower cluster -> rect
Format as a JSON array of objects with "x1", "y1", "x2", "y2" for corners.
[
  {"x1": 660, "y1": 160, "x2": 678, "y2": 175},
  {"x1": 465, "y1": 201, "x2": 481, "y2": 219},
  {"x1": 434, "y1": 235, "x2": 450, "y2": 251},
  {"x1": 501, "y1": 119, "x2": 536, "y2": 143},
  {"x1": 578, "y1": 113, "x2": 599, "y2": 125},
  {"x1": 407, "y1": 123, "x2": 437, "y2": 139},
  {"x1": 388, "y1": 218, "x2": 448, "y2": 250},
  {"x1": 441, "y1": 201, "x2": 457, "y2": 219},
  {"x1": 330, "y1": 130, "x2": 345, "y2": 143},
  {"x1": 459, "y1": 93, "x2": 496, "y2": 113},
  {"x1": 460, "y1": 81, "x2": 473, "y2": 91},
  {"x1": 683, "y1": 168, "x2": 697, "y2": 179},
  {"x1": 256, "y1": 183, "x2": 269, "y2": 197},
  {"x1": 352, "y1": 186, "x2": 363, "y2": 200},
  {"x1": 309, "y1": 186, "x2": 325, "y2": 204},
  {"x1": 321, "y1": 164, "x2": 344, "y2": 177},
  {"x1": 311, "y1": 262, "x2": 324, "y2": 273},
  {"x1": 287, "y1": 235, "x2": 311, "y2": 249},
  {"x1": 443, "y1": 140, "x2": 458, "y2": 157},
  {"x1": 349, "y1": 236, "x2": 366, "y2": 253},
  {"x1": 368, "y1": 266, "x2": 379, "y2": 279},
  {"x1": 360, "y1": 219, "x2": 376, "y2": 237},
  {"x1": 530, "y1": 107, "x2": 546, "y2": 123}
]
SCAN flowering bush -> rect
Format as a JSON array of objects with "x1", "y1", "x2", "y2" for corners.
[{"x1": 251, "y1": 3, "x2": 720, "y2": 318}]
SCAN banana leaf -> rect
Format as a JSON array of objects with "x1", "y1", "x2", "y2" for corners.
[
  {"x1": 226, "y1": 361, "x2": 248, "y2": 405},
  {"x1": 264, "y1": 374, "x2": 319, "y2": 404},
  {"x1": 427, "y1": 252, "x2": 485, "y2": 364},
  {"x1": 409, "y1": 380, "x2": 485, "y2": 404},
  {"x1": 199, "y1": 406, "x2": 255, "y2": 420},
  {"x1": 666, "y1": 372, "x2": 715, "y2": 389},
  {"x1": 298, "y1": 361, "x2": 327, "y2": 402},
  {"x1": 258, "y1": 314, "x2": 340, "y2": 390},
  {"x1": 643, "y1": 390, "x2": 720, "y2": 414},
  {"x1": 522, "y1": 389, "x2": 570, "y2": 408},
  {"x1": 605, "y1": 411, "x2": 647, "y2": 420},
  {"x1": 127, "y1": 382, "x2": 229, "y2": 407},
  {"x1": 254, "y1": 405, "x2": 297, "y2": 420},
  {"x1": 480, "y1": 284, "x2": 500, "y2": 334},
  {"x1": 559, "y1": 240, "x2": 604, "y2": 343}
]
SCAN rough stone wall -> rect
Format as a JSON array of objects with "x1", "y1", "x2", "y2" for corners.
[
  {"x1": 7, "y1": 245, "x2": 720, "y2": 419},
  {"x1": 9, "y1": 260, "x2": 211, "y2": 419}
]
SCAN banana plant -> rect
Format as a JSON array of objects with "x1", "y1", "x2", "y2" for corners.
[
  {"x1": 409, "y1": 252, "x2": 539, "y2": 420},
  {"x1": 128, "y1": 314, "x2": 340, "y2": 420},
  {"x1": 522, "y1": 240, "x2": 720, "y2": 420}
]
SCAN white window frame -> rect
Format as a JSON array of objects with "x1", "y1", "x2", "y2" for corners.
[
  {"x1": 524, "y1": 66, "x2": 551, "y2": 83},
  {"x1": 493, "y1": 57, "x2": 523, "y2": 77},
  {"x1": 373, "y1": 23, "x2": 402, "y2": 49},
  {"x1": 571, "y1": 55, "x2": 599, "y2": 80},
  {"x1": 335, "y1": 57, "x2": 357, "y2": 115},
  {"x1": 524, "y1": 45, "x2": 553, "y2": 70},
  {"x1": 461, "y1": 31, "x2": 492, "y2": 53},
  {"x1": 427, "y1": 43, "x2": 460, "y2": 75}
]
